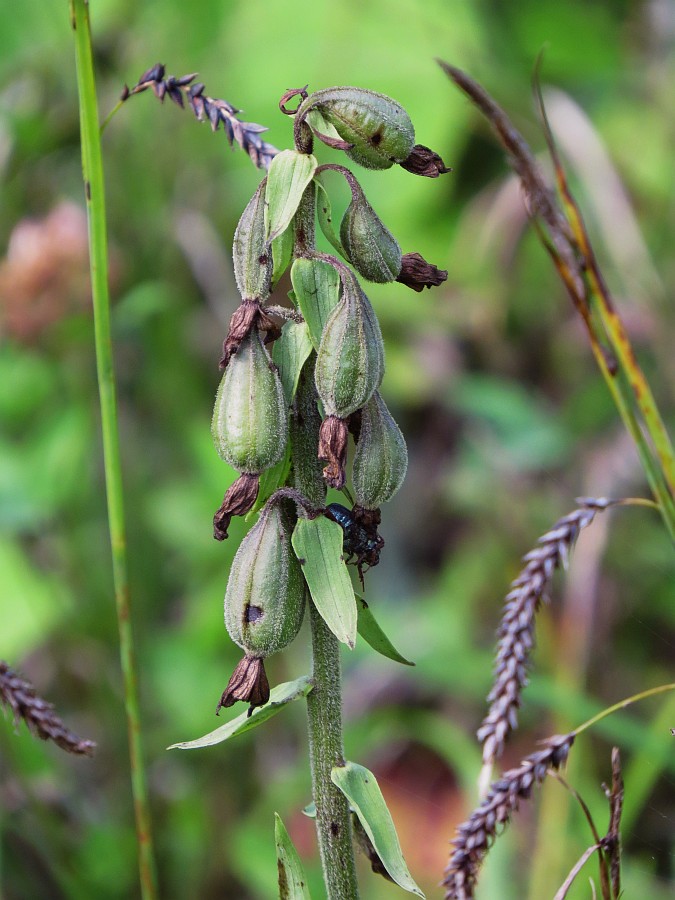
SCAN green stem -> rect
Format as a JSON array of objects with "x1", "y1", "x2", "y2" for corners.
[
  {"x1": 69, "y1": 3, "x2": 158, "y2": 897},
  {"x1": 573, "y1": 682, "x2": 675, "y2": 737},
  {"x1": 306, "y1": 602, "x2": 359, "y2": 899},
  {"x1": 291, "y1": 171, "x2": 358, "y2": 896},
  {"x1": 562, "y1": 197, "x2": 675, "y2": 498}
]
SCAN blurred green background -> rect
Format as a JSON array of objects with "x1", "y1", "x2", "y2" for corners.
[{"x1": 1, "y1": 0, "x2": 674, "y2": 897}]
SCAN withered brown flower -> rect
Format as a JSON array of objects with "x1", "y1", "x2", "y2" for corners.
[
  {"x1": 396, "y1": 252, "x2": 448, "y2": 292},
  {"x1": 216, "y1": 655, "x2": 270, "y2": 716},
  {"x1": 213, "y1": 473, "x2": 260, "y2": 540}
]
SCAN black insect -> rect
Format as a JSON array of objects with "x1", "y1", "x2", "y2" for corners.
[{"x1": 325, "y1": 503, "x2": 384, "y2": 584}]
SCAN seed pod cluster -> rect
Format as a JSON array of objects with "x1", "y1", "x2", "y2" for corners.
[
  {"x1": 211, "y1": 175, "x2": 290, "y2": 539},
  {"x1": 211, "y1": 80, "x2": 449, "y2": 713}
]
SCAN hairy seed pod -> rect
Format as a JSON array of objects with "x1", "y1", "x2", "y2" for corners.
[
  {"x1": 233, "y1": 179, "x2": 272, "y2": 301},
  {"x1": 340, "y1": 189, "x2": 402, "y2": 283},
  {"x1": 299, "y1": 87, "x2": 415, "y2": 170},
  {"x1": 224, "y1": 501, "x2": 305, "y2": 656},
  {"x1": 314, "y1": 271, "x2": 384, "y2": 418},
  {"x1": 352, "y1": 391, "x2": 408, "y2": 508},
  {"x1": 212, "y1": 329, "x2": 287, "y2": 473}
]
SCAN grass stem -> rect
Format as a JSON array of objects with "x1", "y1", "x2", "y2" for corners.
[{"x1": 70, "y1": 2, "x2": 158, "y2": 896}]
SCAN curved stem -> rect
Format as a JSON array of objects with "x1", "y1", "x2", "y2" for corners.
[
  {"x1": 70, "y1": 3, "x2": 157, "y2": 897},
  {"x1": 572, "y1": 682, "x2": 675, "y2": 737},
  {"x1": 316, "y1": 163, "x2": 363, "y2": 200}
]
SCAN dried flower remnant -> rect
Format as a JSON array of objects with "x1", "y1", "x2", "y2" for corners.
[
  {"x1": 477, "y1": 498, "x2": 615, "y2": 765},
  {"x1": 218, "y1": 300, "x2": 280, "y2": 370},
  {"x1": 213, "y1": 473, "x2": 260, "y2": 541},
  {"x1": 216, "y1": 654, "x2": 270, "y2": 715},
  {"x1": 0, "y1": 661, "x2": 95, "y2": 756},
  {"x1": 396, "y1": 252, "x2": 448, "y2": 292},
  {"x1": 318, "y1": 415, "x2": 350, "y2": 489},
  {"x1": 443, "y1": 733, "x2": 574, "y2": 900},
  {"x1": 123, "y1": 63, "x2": 279, "y2": 170},
  {"x1": 400, "y1": 144, "x2": 451, "y2": 178}
]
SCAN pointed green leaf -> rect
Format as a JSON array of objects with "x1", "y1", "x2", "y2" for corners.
[
  {"x1": 307, "y1": 109, "x2": 342, "y2": 142},
  {"x1": 331, "y1": 762, "x2": 424, "y2": 897},
  {"x1": 273, "y1": 321, "x2": 314, "y2": 406},
  {"x1": 290, "y1": 257, "x2": 341, "y2": 350},
  {"x1": 275, "y1": 813, "x2": 312, "y2": 899},
  {"x1": 292, "y1": 517, "x2": 357, "y2": 648},
  {"x1": 250, "y1": 444, "x2": 292, "y2": 514},
  {"x1": 265, "y1": 150, "x2": 318, "y2": 243},
  {"x1": 168, "y1": 676, "x2": 312, "y2": 750},
  {"x1": 356, "y1": 595, "x2": 415, "y2": 666},
  {"x1": 271, "y1": 226, "x2": 295, "y2": 286},
  {"x1": 315, "y1": 176, "x2": 346, "y2": 259}
]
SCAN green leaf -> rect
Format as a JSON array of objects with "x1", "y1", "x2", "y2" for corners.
[
  {"x1": 356, "y1": 595, "x2": 415, "y2": 666},
  {"x1": 250, "y1": 445, "x2": 292, "y2": 514},
  {"x1": 290, "y1": 257, "x2": 341, "y2": 350},
  {"x1": 265, "y1": 150, "x2": 318, "y2": 243},
  {"x1": 168, "y1": 676, "x2": 312, "y2": 750},
  {"x1": 275, "y1": 813, "x2": 312, "y2": 899},
  {"x1": 315, "y1": 176, "x2": 346, "y2": 258},
  {"x1": 271, "y1": 226, "x2": 294, "y2": 287},
  {"x1": 273, "y1": 321, "x2": 314, "y2": 406},
  {"x1": 301, "y1": 802, "x2": 316, "y2": 819},
  {"x1": 331, "y1": 762, "x2": 424, "y2": 897},
  {"x1": 307, "y1": 109, "x2": 342, "y2": 142},
  {"x1": 292, "y1": 517, "x2": 357, "y2": 648}
]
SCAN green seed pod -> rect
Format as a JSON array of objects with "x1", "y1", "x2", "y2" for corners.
[
  {"x1": 340, "y1": 189, "x2": 402, "y2": 283},
  {"x1": 352, "y1": 390, "x2": 408, "y2": 508},
  {"x1": 233, "y1": 179, "x2": 272, "y2": 301},
  {"x1": 314, "y1": 270, "x2": 384, "y2": 418},
  {"x1": 212, "y1": 329, "x2": 288, "y2": 472},
  {"x1": 299, "y1": 87, "x2": 415, "y2": 170},
  {"x1": 224, "y1": 501, "x2": 306, "y2": 656}
]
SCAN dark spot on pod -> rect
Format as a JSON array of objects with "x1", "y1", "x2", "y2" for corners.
[
  {"x1": 330, "y1": 822, "x2": 340, "y2": 836},
  {"x1": 298, "y1": 557, "x2": 306, "y2": 566},
  {"x1": 258, "y1": 253, "x2": 268, "y2": 266},
  {"x1": 245, "y1": 604, "x2": 264, "y2": 623},
  {"x1": 370, "y1": 126, "x2": 384, "y2": 146}
]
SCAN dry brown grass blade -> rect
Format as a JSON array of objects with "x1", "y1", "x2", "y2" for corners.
[{"x1": 602, "y1": 747, "x2": 624, "y2": 898}]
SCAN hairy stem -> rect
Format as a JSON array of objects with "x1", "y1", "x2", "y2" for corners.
[
  {"x1": 291, "y1": 157, "x2": 357, "y2": 894},
  {"x1": 70, "y1": 2, "x2": 157, "y2": 896},
  {"x1": 306, "y1": 602, "x2": 359, "y2": 899}
]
